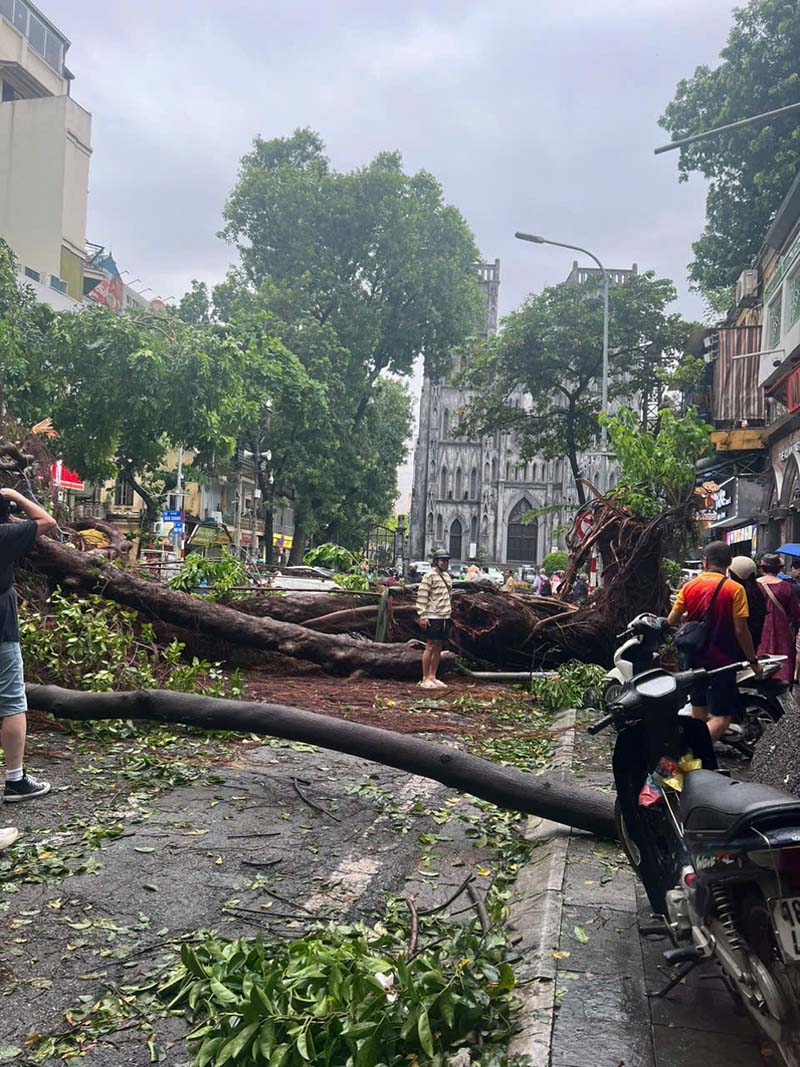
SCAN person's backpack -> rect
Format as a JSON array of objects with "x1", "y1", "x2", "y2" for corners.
[
  {"x1": 539, "y1": 575, "x2": 552, "y2": 597},
  {"x1": 674, "y1": 576, "x2": 727, "y2": 654}
]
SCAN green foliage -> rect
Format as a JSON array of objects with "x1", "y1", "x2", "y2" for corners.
[
  {"x1": 529, "y1": 660, "x2": 607, "y2": 713},
  {"x1": 600, "y1": 405, "x2": 711, "y2": 517},
  {"x1": 159, "y1": 914, "x2": 519, "y2": 1067},
  {"x1": 661, "y1": 557, "x2": 683, "y2": 588},
  {"x1": 541, "y1": 550, "x2": 568, "y2": 576},
  {"x1": 659, "y1": 0, "x2": 800, "y2": 293},
  {"x1": 19, "y1": 591, "x2": 243, "y2": 700},
  {"x1": 464, "y1": 271, "x2": 694, "y2": 504},
  {"x1": 221, "y1": 128, "x2": 483, "y2": 382},
  {"x1": 214, "y1": 128, "x2": 482, "y2": 548},
  {"x1": 168, "y1": 549, "x2": 248, "y2": 600},
  {"x1": 333, "y1": 572, "x2": 371, "y2": 592},
  {"x1": 303, "y1": 542, "x2": 361, "y2": 572}
]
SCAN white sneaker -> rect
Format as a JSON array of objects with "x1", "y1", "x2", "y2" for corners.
[{"x1": 0, "y1": 826, "x2": 19, "y2": 850}]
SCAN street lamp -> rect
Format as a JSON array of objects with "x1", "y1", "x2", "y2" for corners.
[{"x1": 515, "y1": 231, "x2": 610, "y2": 487}]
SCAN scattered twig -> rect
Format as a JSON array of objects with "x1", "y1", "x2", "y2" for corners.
[
  {"x1": 417, "y1": 872, "x2": 475, "y2": 916},
  {"x1": 261, "y1": 885, "x2": 317, "y2": 915},
  {"x1": 291, "y1": 776, "x2": 341, "y2": 822},
  {"x1": 241, "y1": 858, "x2": 282, "y2": 869},
  {"x1": 405, "y1": 896, "x2": 419, "y2": 959},
  {"x1": 467, "y1": 883, "x2": 490, "y2": 934},
  {"x1": 228, "y1": 832, "x2": 282, "y2": 839}
]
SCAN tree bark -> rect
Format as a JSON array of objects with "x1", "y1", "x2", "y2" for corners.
[
  {"x1": 25, "y1": 683, "x2": 617, "y2": 838},
  {"x1": 30, "y1": 536, "x2": 428, "y2": 679},
  {"x1": 289, "y1": 526, "x2": 307, "y2": 565}
]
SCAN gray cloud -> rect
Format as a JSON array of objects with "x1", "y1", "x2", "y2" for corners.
[{"x1": 46, "y1": 0, "x2": 735, "y2": 315}]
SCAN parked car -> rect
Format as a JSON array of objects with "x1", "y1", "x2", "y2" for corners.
[
  {"x1": 270, "y1": 565, "x2": 338, "y2": 592},
  {"x1": 409, "y1": 560, "x2": 431, "y2": 575}
]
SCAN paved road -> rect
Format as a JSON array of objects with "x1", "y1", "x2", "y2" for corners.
[{"x1": 2, "y1": 739, "x2": 496, "y2": 1063}]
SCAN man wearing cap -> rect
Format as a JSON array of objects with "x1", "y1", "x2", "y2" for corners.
[{"x1": 416, "y1": 549, "x2": 453, "y2": 689}]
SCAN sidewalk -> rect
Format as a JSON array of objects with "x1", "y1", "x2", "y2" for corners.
[{"x1": 546, "y1": 714, "x2": 769, "y2": 1067}]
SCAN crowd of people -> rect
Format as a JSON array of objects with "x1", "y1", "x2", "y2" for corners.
[{"x1": 668, "y1": 541, "x2": 800, "y2": 742}]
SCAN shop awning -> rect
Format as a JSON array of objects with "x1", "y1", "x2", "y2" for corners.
[{"x1": 51, "y1": 462, "x2": 84, "y2": 491}]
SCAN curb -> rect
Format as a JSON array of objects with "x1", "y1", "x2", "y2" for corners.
[{"x1": 506, "y1": 708, "x2": 577, "y2": 1067}]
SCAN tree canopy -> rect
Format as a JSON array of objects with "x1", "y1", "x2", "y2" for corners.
[
  {"x1": 463, "y1": 271, "x2": 693, "y2": 505},
  {"x1": 659, "y1": 0, "x2": 800, "y2": 296},
  {"x1": 220, "y1": 128, "x2": 484, "y2": 386}
]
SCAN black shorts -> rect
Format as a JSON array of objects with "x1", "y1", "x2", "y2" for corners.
[
  {"x1": 425, "y1": 618, "x2": 451, "y2": 642},
  {"x1": 689, "y1": 669, "x2": 742, "y2": 722}
]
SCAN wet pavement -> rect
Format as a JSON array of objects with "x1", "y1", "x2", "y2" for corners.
[
  {"x1": 549, "y1": 718, "x2": 770, "y2": 1067},
  {"x1": 0, "y1": 737, "x2": 497, "y2": 1063}
]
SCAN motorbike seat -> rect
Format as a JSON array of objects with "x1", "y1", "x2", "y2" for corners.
[{"x1": 681, "y1": 769, "x2": 800, "y2": 841}]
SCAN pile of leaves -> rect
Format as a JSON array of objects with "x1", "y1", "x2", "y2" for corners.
[
  {"x1": 158, "y1": 912, "x2": 518, "y2": 1067},
  {"x1": 19, "y1": 590, "x2": 243, "y2": 700}
]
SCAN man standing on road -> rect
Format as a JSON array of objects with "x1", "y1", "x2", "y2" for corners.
[
  {"x1": 415, "y1": 549, "x2": 452, "y2": 690},
  {"x1": 667, "y1": 540, "x2": 761, "y2": 742},
  {"x1": 0, "y1": 487, "x2": 57, "y2": 802}
]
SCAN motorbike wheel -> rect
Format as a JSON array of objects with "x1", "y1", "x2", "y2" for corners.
[
  {"x1": 614, "y1": 797, "x2": 641, "y2": 870},
  {"x1": 730, "y1": 886, "x2": 800, "y2": 1064},
  {"x1": 730, "y1": 694, "x2": 782, "y2": 760}
]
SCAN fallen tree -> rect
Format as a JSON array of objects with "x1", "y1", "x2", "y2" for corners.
[
  {"x1": 30, "y1": 537, "x2": 431, "y2": 680},
  {"x1": 26, "y1": 683, "x2": 617, "y2": 838}
]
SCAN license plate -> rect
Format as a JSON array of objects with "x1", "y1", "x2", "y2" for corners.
[{"x1": 770, "y1": 897, "x2": 800, "y2": 961}]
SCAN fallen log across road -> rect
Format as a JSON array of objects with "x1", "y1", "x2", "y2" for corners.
[
  {"x1": 29, "y1": 537, "x2": 429, "y2": 680},
  {"x1": 26, "y1": 684, "x2": 617, "y2": 839}
]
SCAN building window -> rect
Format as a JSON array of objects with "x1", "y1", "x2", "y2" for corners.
[
  {"x1": 114, "y1": 480, "x2": 134, "y2": 508},
  {"x1": 507, "y1": 499, "x2": 537, "y2": 562},
  {"x1": 23, "y1": 266, "x2": 40, "y2": 281},
  {"x1": 454, "y1": 467, "x2": 463, "y2": 498},
  {"x1": 470, "y1": 467, "x2": 478, "y2": 498},
  {"x1": 491, "y1": 457, "x2": 498, "y2": 480},
  {"x1": 435, "y1": 513, "x2": 443, "y2": 543},
  {"x1": 441, "y1": 409, "x2": 449, "y2": 438},
  {"x1": 27, "y1": 10, "x2": 45, "y2": 55},
  {"x1": 449, "y1": 519, "x2": 463, "y2": 560},
  {"x1": 427, "y1": 511, "x2": 434, "y2": 537},
  {"x1": 789, "y1": 271, "x2": 800, "y2": 330},
  {"x1": 0, "y1": 0, "x2": 13, "y2": 22},
  {"x1": 469, "y1": 515, "x2": 478, "y2": 545},
  {"x1": 12, "y1": 0, "x2": 26, "y2": 34},
  {"x1": 440, "y1": 466, "x2": 448, "y2": 497},
  {"x1": 768, "y1": 291, "x2": 783, "y2": 350}
]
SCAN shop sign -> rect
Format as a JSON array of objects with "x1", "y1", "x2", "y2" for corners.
[
  {"x1": 726, "y1": 524, "x2": 756, "y2": 546},
  {"x1": 713, "y1": 480, "x2": 734, "y2": 522}
]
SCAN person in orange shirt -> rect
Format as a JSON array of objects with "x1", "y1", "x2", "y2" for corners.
[{"x1": 667, "y1": 540, "x2": 761, "y2": 741}]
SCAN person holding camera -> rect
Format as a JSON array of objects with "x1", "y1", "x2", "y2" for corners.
[{"x1": 0, "y1": 486, "x2": 57, "y2": 803}]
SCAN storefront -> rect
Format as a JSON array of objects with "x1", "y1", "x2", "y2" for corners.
[{"x1": 709, "y1": 476, "x2": 763, "y2": 556}]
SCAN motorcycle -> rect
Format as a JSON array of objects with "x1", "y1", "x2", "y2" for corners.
[
  {"x1": 589, "y1": 662, "x2": 800, "y2": 1064},
  {"x1": 588, "y1": 612, "x2": 787, "y2": 758}
]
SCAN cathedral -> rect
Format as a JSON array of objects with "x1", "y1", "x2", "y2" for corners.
[{"x1": 408, "y1": 259, "x2": 632, "y2": 567}]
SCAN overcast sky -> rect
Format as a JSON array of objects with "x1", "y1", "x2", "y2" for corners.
[{"x1": 46, "y1": 0, "x2": 738, "y2": 501}]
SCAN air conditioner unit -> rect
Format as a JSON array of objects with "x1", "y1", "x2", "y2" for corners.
[
  {"x1": 736, "y1": 269, "x2": 759, "y2": 306},
  {"x1": 212, "y1": 510, "x2": 223, "y2": 524}
]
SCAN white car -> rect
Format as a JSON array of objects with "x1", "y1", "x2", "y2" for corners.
[{"x1": 269, "y1": 565, "x2": 339, "y2": 592}]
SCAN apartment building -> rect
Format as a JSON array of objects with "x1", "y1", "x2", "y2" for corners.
[{"x1": 0, "y1": 0, "x2": 91, "y2": 304}]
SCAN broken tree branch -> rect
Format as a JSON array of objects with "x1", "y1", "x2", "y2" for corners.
[{"x1": 25, "y1": 684, "x2": 617, "y2": 838}]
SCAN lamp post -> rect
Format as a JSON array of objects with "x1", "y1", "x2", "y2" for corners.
[{"x1": 515, "y1": 232, "x2": 610, "y2": 489}]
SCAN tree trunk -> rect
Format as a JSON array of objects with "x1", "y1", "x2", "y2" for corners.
[
  {"x1": 289, "y1": 526, "x2": 307, "y2": 565},
  {"x1": 565, "y1": 402, "x2": 586, "y2": 507},
  {"x1": 30, "y1": 536, "x2": 428, "y2": 679},
  {"x1": 25, "y1": 683, "x2": 617, "y2": 838}
]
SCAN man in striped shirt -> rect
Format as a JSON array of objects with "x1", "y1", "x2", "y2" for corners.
[{"x1": 416, "y1": 549, "x2": 453, "y2": 689}]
